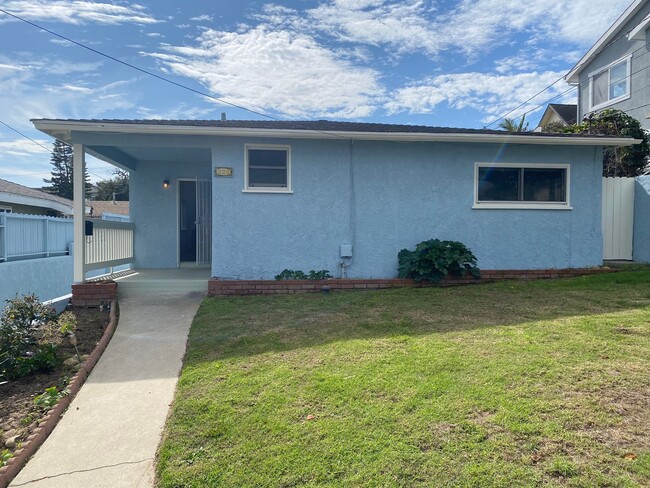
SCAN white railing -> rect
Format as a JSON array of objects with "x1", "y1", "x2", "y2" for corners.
[
  {"x1": 84, "y1": 219, "x2": 135, "y2": 271},
  {"x1": 0, "y1": 212, "x2": 73, "y2": 263}
]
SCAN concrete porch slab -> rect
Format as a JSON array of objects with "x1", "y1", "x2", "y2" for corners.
[{"x1": 113, "y1": 268, "x2": 211, "y2": 294}]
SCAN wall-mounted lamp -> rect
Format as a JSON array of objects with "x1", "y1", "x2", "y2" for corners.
[{"x1": 162, "y1": 180, "x2": 170, "y2": 189}]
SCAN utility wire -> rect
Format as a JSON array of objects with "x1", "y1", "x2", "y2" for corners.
[
  {"x1": 0, "y1": 8, "x2": 352, "y2": 142},
  {"x1": 485, "y1": 5, "x2": 647, "y2": 128},
  {"x1": 0, "y1": 118, "x2": 108, "y2": 181}
]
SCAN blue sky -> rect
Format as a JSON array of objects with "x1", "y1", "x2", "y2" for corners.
[{"x1": 0, "y1": 0, "x2": 630, "y2": 187}]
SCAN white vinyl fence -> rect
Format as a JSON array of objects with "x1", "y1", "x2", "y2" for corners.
[
  {"x1": 0, "y1": 212, "x2": 73, "y2": 262},
  {"x1": 84, "y1": 219, "x2": 134, "y2": 271},
  {"x1": 602, "y1": 177, "x2": 635, "y2": 260}
]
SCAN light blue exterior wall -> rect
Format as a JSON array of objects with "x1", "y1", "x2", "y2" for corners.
[
  {"x1": 210, "y1": 137, "x2": 604, "y2": 279},
  {"x1": 633, "y1": 175, "x2": 650, "y2": 263},
  {"x1": 0, "y1": 255, "x2": 73, "y2": 306},
  {"x1": 130, "y1": 160, "x2": 211, "y2": 268}
]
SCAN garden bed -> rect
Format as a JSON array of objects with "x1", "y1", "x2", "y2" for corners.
[{"x1": 0, "y1": 307, "x2": 111, "y2": 465}]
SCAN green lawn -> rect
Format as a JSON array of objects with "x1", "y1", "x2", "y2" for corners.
[{"x1": 157, "y1": 271, "x2": 650, "y2": 487}]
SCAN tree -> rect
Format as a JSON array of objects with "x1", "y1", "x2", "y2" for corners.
[
  {"x1": 542, "y1": 109, "x2": 649, "y2": 177},
  {"x1": 94, "y1": 169, "x2": 129, "y2": 201},
  {"x1": 43, "y1": 140, "x2": 91, "y2": 200},
  {"x1": 498, "y1": 114, "x2": 529, "y2": 132}
]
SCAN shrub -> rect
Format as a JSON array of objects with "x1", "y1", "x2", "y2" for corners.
[
  {"x1": 275, "y1": 269, "x2": 333, "y2": 280},
  {"x1": 0, "y1": 294, "x2": 60, "y2": 380},
  {"x1": 398, "y1": 239, "x2": 480, "y2": 282}
]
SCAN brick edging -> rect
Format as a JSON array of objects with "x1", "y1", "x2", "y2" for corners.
[
  {"x1": 0, "y1": 300, "x2": 119, "y2": 488},
  {"x1": 208, "y1": 267, "x2": 617, "y2": 296}
]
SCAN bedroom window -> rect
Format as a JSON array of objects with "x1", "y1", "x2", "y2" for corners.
[
  {"x1": 243, "y1": 144, "x2": 292, "y2": 193},
  {"x1": 474, "y1": 163, "x2": 570, "y2": 209},
  {"x1": 589, "y1": 56, "x2": 631, "y2": 110}
]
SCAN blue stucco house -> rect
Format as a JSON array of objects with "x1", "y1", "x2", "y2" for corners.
[{"x1": 32, "y1": 119, "x2": 638, "y2": 281}]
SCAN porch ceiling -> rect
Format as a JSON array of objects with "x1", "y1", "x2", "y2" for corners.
[{"x1": 89, "y1": 145, "x2": 211, "y2": 166}]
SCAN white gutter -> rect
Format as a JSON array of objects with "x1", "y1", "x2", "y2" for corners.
[
  {"x1": 0, "y1": 191, "x2": 74, "y2": 215},
  {"x1": 32, "y1": 119, "x2": 641, "y2": 147}
]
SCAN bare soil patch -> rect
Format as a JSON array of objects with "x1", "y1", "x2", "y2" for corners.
[{"x1": 0, "y1": 307, "x2": 110, "y2": 457}]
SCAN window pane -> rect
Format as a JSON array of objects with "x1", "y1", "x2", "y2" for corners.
[
  {"x1": 249, "y1": 168, "x2": 287, "y2": 187},
  {"x1": 610, "y1": 80, "x2": 627, "y2": 99},
  {"x1": 478, "y1": 167, "x2": 520, "y2": 201},
  {"x1": 249, "y1": 149, "x2": 287, "y2": 168},
  {"x1": 592, "y1": 71, "x2": 608, "y2": 106},
  {"x1": 248, "y1": 148, "x2": 287, "y2": 188},
  {"x1": 523, "y1": 169, "x2": 566, "y2": 202},
  {"x1": 610, "y1": 61, "x2": 627, "y2": 84}
]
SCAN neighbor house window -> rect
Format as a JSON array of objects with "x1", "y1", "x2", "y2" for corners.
[
  {"x1": 589, "y1": 56, "x2": 631, "y2": 110},
  {"x1": 244, "y1": 144, "x2": 291, "y2": 192},
  {"x1": 474, "y1": 163, "x2": 570, "y2": 209},
  {"x1": 0, "y1": 205, "x2": 11, "y2": 213}
]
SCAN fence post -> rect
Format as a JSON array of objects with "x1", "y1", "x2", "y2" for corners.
[
  {"x1": 44, "y1": 218, "x2": 50, "y2": 257},
  {"x1": 0, "y1": 213, "x2": 5, "y2": 262}
]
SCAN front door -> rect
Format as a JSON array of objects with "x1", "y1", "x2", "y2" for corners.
[{"x1": 178, "y1": 179, "x2": 212, "y2": 266}]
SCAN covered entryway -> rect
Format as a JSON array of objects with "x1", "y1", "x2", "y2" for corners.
[{"x1": 178, "y1": 179, "x2": 212, "y2": 267}]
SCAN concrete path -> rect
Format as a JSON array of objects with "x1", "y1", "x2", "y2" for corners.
[{"x1": 10, "y1": 290, "x2": 204, "y2": 488}]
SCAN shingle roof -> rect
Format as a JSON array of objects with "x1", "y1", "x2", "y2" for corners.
[
  {"x1": 87, "y1": 200, "x2": 129, "y2": 218},
  {"x1": 35, "y1": 118, "x2": 620, "y2": 139},
  {"x1": 549, "y1": 104, "x2": 578, "y2": 125},
  {"x1": 0, "y1": 178, "x2": 74, "y2": 210}
]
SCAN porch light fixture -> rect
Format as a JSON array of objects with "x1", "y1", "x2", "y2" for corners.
[{"x1": 163, "y1": 180, "x2": 170, "y2": 189}]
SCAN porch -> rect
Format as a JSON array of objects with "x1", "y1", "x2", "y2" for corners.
[{"x1": 113, "y1": 268, "x2": 211, "y2": 295}]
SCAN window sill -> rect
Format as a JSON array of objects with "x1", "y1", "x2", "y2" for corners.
[
  {"x1": 242, "y1": 189, "x2": 293, "y2": 194},
  {"x1": 473, "y1": 203, "x2": 572, "y2": 210},
  {"x1": 590, "y1": 93, "x2": 631, "y2": 112}
]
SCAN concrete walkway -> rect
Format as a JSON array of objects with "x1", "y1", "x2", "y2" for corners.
[{"x1": 10, "y1": 289, "x2": 204, "y2": 487}]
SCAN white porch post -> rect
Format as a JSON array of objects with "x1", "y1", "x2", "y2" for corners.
[{"x1": 73, "y1": 143, "x2": 86, "y2": 283}]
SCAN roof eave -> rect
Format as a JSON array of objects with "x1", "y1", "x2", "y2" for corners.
[
  {"x1": 0, "y1": 191, "x2": 74, "y2": 215},
  {"x1": 32, "y1": 119, "x2": 641, "y2": 147}
]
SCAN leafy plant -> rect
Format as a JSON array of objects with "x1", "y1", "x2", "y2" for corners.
[
  {"x1": 498, "y1": 114, "x2": 529, "y2": 132},
  {"x1": 542, "y1": 109, "x2": 649, "y2": 177},
  {"x1": 275, "y1": 269, "x2": 333, "y2": 280},
  {"x1": 34, "y1": 385, "x2": 68, "y2": 410},
  {"x1": 58, "y1": 312, "x2": 81, "y2": 361},
  {"x1": 0, "y1": 294, "x2": 60, "y2": 380},
  {"x1": 398, "y1": 239, "x2": 480, "y2": 282},
  {"x1": 0, "y1": 449, "x2": 12, "y2": 468},
  {"x1": 307, "y1": 270, "x2": 333, "y2": 280}
]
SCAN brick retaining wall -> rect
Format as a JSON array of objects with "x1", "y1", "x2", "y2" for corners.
[
  {"x1": 71, "y1": 281, "x2": 117, "y2": 307},
  {"x1": 208, "y1": 268, "x2": 616, "y2": 296}
]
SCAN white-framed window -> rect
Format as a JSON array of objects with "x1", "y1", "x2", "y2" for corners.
[
  {"x1": 589, "y1": 56, "x2": 631, "y2": 110},
  {"x1": 473, "y1": 163, "x2": 571, "y2": 210},
  {"x1": 243, "y1": 144, "x2": 292, "y2": 193}
]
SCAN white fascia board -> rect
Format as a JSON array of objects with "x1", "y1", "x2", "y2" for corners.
[
  {"x1": 0, "y1": 191, "x2": 74, "y2": 215},
  {"x1": 565, "y1": 0, "x2": 645, "y2": 83},
  {"x1": 628, "y1": 13, "x2": 650, "y2": 39},
  {"x1": 32, "y1": 120, "x2": 641, "y2": 147}
]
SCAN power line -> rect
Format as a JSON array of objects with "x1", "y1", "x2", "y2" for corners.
[
  {"x1": 0, "y1": 118, "x2": 108, "y2": 181},
  {"x1": 0, "y1": 119, "x2": 50, "y2": 152},
  {"x1": 485, "y1": 5, "x2": 649, "y2": 128},
  {"x1": 0, "y1": 8, "x2": 352, "y2": 142}
]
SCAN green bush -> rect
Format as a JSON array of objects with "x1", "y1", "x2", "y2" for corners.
[
  {"x1": 0, "y1": 294, "x2": 60, "y2": 380},
  {"x1": 398, "y1": 239, "x2": 480, "y2": 282},
  {"x1": 275, "y1": 269, "x2": 333, "y2": 280}
]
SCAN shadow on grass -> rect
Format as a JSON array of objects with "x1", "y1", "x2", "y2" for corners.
[{"x1": 184, "y1": 270, "x2": 650, "y2": 364}]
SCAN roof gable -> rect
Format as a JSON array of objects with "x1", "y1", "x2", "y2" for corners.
[{"x1": 566, "y1": 0, "x2": 647, "y2": 83}]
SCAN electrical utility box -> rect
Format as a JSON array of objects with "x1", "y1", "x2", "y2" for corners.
[{"x1": 340, "y1": 244, "x2": 353, "y2": 258}]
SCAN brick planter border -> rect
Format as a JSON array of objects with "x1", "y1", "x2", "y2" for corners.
[
  {"x1": 0, "y1": 300, "x2": 119, "y2": 488},
  {"x1": 71, "y1": 281, "x2": 117, "y2": 307},
  {"x1": 208, "y1": 268, "x2": 617, "y2": 296}
]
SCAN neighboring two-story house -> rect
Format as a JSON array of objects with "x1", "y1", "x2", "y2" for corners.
[{"x1": 565, "y1": 0, "x2": 650, "y2": 129}]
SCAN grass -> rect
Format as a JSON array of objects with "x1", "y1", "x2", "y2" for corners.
[{"x1": 157, "y1": 270, "x2": 650, "y2": 487}]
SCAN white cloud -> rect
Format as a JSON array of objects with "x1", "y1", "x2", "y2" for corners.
[
  {"x1": 387, "y1": 71, "x2": 572, "y2": 123},
  {"x1": 258, "y1": 0, "x2": 631, "y2": 60},
  {"x1": 190, "y1": 14, "x2": 213, "y2": 22},
  {"x1": 149, "y1": 26, "x2": 384, "y2": 118},
  {"x1": 135, "y1": 103, "x2": 216, "y2": 120},
  {"x1": 0, "y1": 1, "x2": 160, "y2": 25},
  {"x1": 0, "y1": 139, "x2": 50, "y2": 155}
]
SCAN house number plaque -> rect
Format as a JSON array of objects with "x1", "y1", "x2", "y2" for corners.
[{"x1": 215, "y1": 167, "x2": 233, "y2": 177}]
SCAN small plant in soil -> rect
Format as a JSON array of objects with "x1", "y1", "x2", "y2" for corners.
[
  {"x1": 0, "y1": 448, "x2": 12, "y2": 468},
  {"x1": 34, "y1": 386, "x2": 69, "y2": 411},
  {"x1": 275, "y1": 269, "x2": 333, "y2": 280}
]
